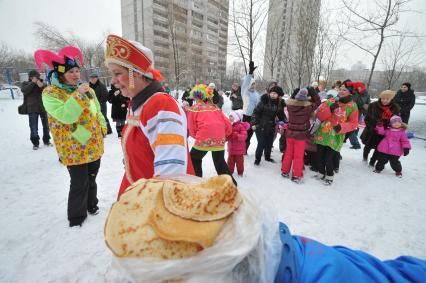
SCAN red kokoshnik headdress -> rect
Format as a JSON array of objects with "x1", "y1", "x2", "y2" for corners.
[{"x1": 105, "y1": 34, "x2": 164, "y2": 88}]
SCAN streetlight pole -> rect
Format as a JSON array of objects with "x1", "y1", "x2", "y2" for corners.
[{"x1": 5, "y1": 68, "x2": 15, "y2": 99}]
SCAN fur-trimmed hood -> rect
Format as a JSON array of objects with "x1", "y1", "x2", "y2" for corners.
[{"x1": 286, "y1": 98, "x2": 312, "y2": 107}]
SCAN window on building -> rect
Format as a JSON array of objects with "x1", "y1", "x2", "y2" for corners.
[
  {"x1": 208, "y1": 51, "x2": 216, "y2": 57},
  {"x1": 191, "y1": 29, "x2": 203, "y2": 38},
  {"x1": 206, "y1": 33, "x2": 217, "y2": 42},
  {"x1": 154, "y1": 19, "x2": 169, "y2": 29},
  {"x1": 192, "y1": 20, "x2": 203, "y2": 29},
  {"x1": 193, "y1": 1, "x2": 203, "y2": 11},
  {"x1": 207, "y1": 25, "x2": 218, "y2": 33},
  {"x1": 154, "y1": 41, "x2": 170, "y2": 49},
  {"x1": 153, "y1": 0, "x2": 168, "y2": 8},
  {"x1": 154, "y1": 30, "x2": 169, "y2": 40},
  {"x1": 207, "y1": 17, "x2": 218, "y2": 25},
  {"x1": 192, "y1": 10, "x2": 203, "y2": 21}
]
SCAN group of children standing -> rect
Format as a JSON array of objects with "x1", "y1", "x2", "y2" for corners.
[{"x1": 182, "y1": 78, "x2": 412, "y2": 186}]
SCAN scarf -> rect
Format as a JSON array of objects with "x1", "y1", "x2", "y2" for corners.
[{"x1": 378, "y1": 103, "x2": 393, "y2": 122}]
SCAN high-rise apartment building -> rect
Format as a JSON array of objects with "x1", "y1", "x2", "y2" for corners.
[
  {"x1": 263, "y1": 0, "x2": 321, "y2": 90},
  {"x1": 121, "y1": 0, "x2": 229, "y2": 87}
]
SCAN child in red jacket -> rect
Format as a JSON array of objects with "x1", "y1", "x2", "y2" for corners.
[
  {"x1": 187, "y1": 84, "x2": 236, "y2": 185},
  {"x1": 227, "y1": 110, "x2": 250, "y2": 176}
]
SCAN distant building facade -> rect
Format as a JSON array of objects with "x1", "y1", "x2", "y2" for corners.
[
  {"x1": 263, "y1": 0, "x2": 321, "y2": 91},
  {"x1": 121, "y1": 0, "x2": 229, "y2": 87}
]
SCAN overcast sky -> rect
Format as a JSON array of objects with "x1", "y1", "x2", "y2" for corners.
[{"x1": 0, "y1": 0, "x2": 425, "y2": 71}]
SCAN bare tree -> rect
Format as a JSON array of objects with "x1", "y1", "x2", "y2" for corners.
[
  {"x1": 34, "y1": 22, "x2": 106, "y2": 69},
  {"x1": 0, "y1": 42, "x2": 14, "y2": 68},
  {"x1": 263, "y1": 16, "x2": 281, "y2": 79},
  {"x1": 312, "y1": 11, "x2": 340, "y2": 85},
  {"x1": 167, "y1": 1, "x2": 188, "y2": 88},
  {"x1": 381, "y1": 34, "x2": 417, "y2": 89},
  {"x1": 230, "y1": 0, "x2": 269, "y2": 74},
  {"x1": 341, "y1": 0, "x2": 413, "y2": 89}
]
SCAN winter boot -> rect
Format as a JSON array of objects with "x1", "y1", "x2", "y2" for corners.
[
  {"x1": 33, "y1": 145, "x2": 39, "y2": 150},
  {"x1": 88, "y1": 205, "x2": 99, "y2": 215},
  {"x1": 254, "y1": 159, "x2": 260, "y2": 166},
  {"x1": 281, "y1": 172, "x2": 290, "y2": 178},
  {"x1": 291, "y1": 176, "x2": 303, "y2": 184},
  {"x1": 69, "y1": 216, "x2": 86, "y2": 227},
  {"x1": 314, "y1": 174, "x2": 325, "y2": 180},
  {"x1": 395, "y1": 172, "x2": 402, "y2": 178},
  {"x1": 323, "y1": 175, "x2": 333, "y2": 186},
  {"x1": 265, "y1": 158, "x2": 276, "y2": 163}
]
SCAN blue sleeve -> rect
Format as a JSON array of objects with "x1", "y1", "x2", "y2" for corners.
[
  {"x1": 275, "y1": 222, "x2": 426, "y2": 283},
  {"x1": 241, "y1": 74, "x2": 253, "y2": 98}
]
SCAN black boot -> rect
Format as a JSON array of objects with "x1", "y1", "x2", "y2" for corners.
[
  {"x1": 88, "y1": 205, "x2": 99, "y2": 215},
  {"x1": 69, "y1": 216, "x2": 86, "y2": 227}
]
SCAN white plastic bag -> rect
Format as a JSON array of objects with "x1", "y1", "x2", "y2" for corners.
[{"x1": 110, "y1": 175, "x2": 262, "y2": 283}]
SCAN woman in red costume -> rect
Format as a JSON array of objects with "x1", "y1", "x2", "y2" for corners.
[{"x1": 104, "y1": 35, "x2": 194, "y2": 199}]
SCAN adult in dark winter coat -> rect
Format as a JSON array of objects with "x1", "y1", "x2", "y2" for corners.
[
  {"x1": 230, "y1": 82, "x2": 243, "y2": 110},
  {"x1": 360, "y1": 90, "x2": 400, "y2": 166},
  {"x1": 21, "y1": 70, "x2": 51, "y2": 149},
  {"x1": 209, "y1": 83, "x2": 224, "y2": 109},
  {"x1": 394, "y1": 82, "x2": 416, "y2": 124},
  {"x1": 108, "y1": 84, "x2": 130, "y2": 138},
  {"x1": 181, "y1": 86, "x2": 194, "y2": 107},
  {"x1": 89, "y1": 73, "x2": 112, "y2": 134},
  {"x1": 348, "y1": 81, "x2": 370, "y2": 149},
  {"x1": 251, "y1": 85, "x2": 285, "y2": 165}
]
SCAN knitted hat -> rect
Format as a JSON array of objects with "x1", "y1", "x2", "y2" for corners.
[
  {"x1": 295, "y1": 88, "x2": 309, "y2": 101},
  {"x1": 89, "y1": 72, "x2": 99, "y2": 78},
  {"x1": 269, "y1": 85, "x2": 284, "y2": 97},
  {"x1": 311, "y1": 81, "x2": 319, "y2": 87},
  {"x1": 105, "y1": 34, "x2": 163, "y2": 88},
  {"x1": 390, "y1": 115, "x2": 402, "y2": 125},
  {"x1": 341, "y1": 79, "x2": 353, "y2": 94},
  {"x1": 230, "y1": 110, "x2": 243, "y2": 123},
  {"x1": 189, "y1": 84, "x2": 213, "y2": 100},
  {"x1": 327, "y1": 89, "x2": 338, "y2": 98},
  {"x1": 208, "y1": 82, "x2": 216, "y2": 89},
  {"x1": 28, "y1": 70, "x2": 40, "y2": 79},
  {"x1": 379, "y1": 90, "x2": 396, "y2": 100}
]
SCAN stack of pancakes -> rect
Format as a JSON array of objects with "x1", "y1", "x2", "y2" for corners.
[{"x1": 104, "y1": 175, "x2": 242, "y2": 259}]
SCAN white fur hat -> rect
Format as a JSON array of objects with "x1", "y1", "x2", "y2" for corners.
[{"x1": 230, "y1": 109, "x2": 244, "y2": 123}]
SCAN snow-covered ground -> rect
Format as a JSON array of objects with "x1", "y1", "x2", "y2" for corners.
[{"x1": 1, "y1": 96, "x2": 426, "y2": 282}]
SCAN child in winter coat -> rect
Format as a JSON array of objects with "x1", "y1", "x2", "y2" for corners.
[
  {"x1": 374, "y1": 115, "x2": 411, "y2": 177},
  {"x1": 281, "y1": 88, "x2": 314, "y2": 183},
  {"x1": 314, "y1": 85, "x2": 359, "y2": 185},
  {"x1": 227, "y1": 110, "x2": 250, "y2": 176},
  {"x1": 251, "y1": 85, "x2": 286, "y2": 165},
  {"x1": 187, "y1": 84, "x2": 236, "y2": 185}
]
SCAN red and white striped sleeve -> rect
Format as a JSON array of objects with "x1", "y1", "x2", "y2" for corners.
[{"x1": 139, "y1": 94, "x2": 188, "y2": 176}]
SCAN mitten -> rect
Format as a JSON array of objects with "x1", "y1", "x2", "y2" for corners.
[
  {"x1": 333, "y1": 124, "x2": 342, "y2": 133},
  {"x1": 403, "y1": 148, "x2": 410, "y2": 156},
  {"x1": 329, "y1": 102, "x2": 339, "y2": 113},
  {"x1": 249, "y1": 61, "x2": 257, "y2": 75}
]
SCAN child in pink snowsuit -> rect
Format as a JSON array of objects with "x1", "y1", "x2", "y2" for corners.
[
  {"x1": 374, "y1": 115, "x2": 411, "y2": 177},
  {"x1": 227, "y1": 110, "x2": 250, "y2": 176}
]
